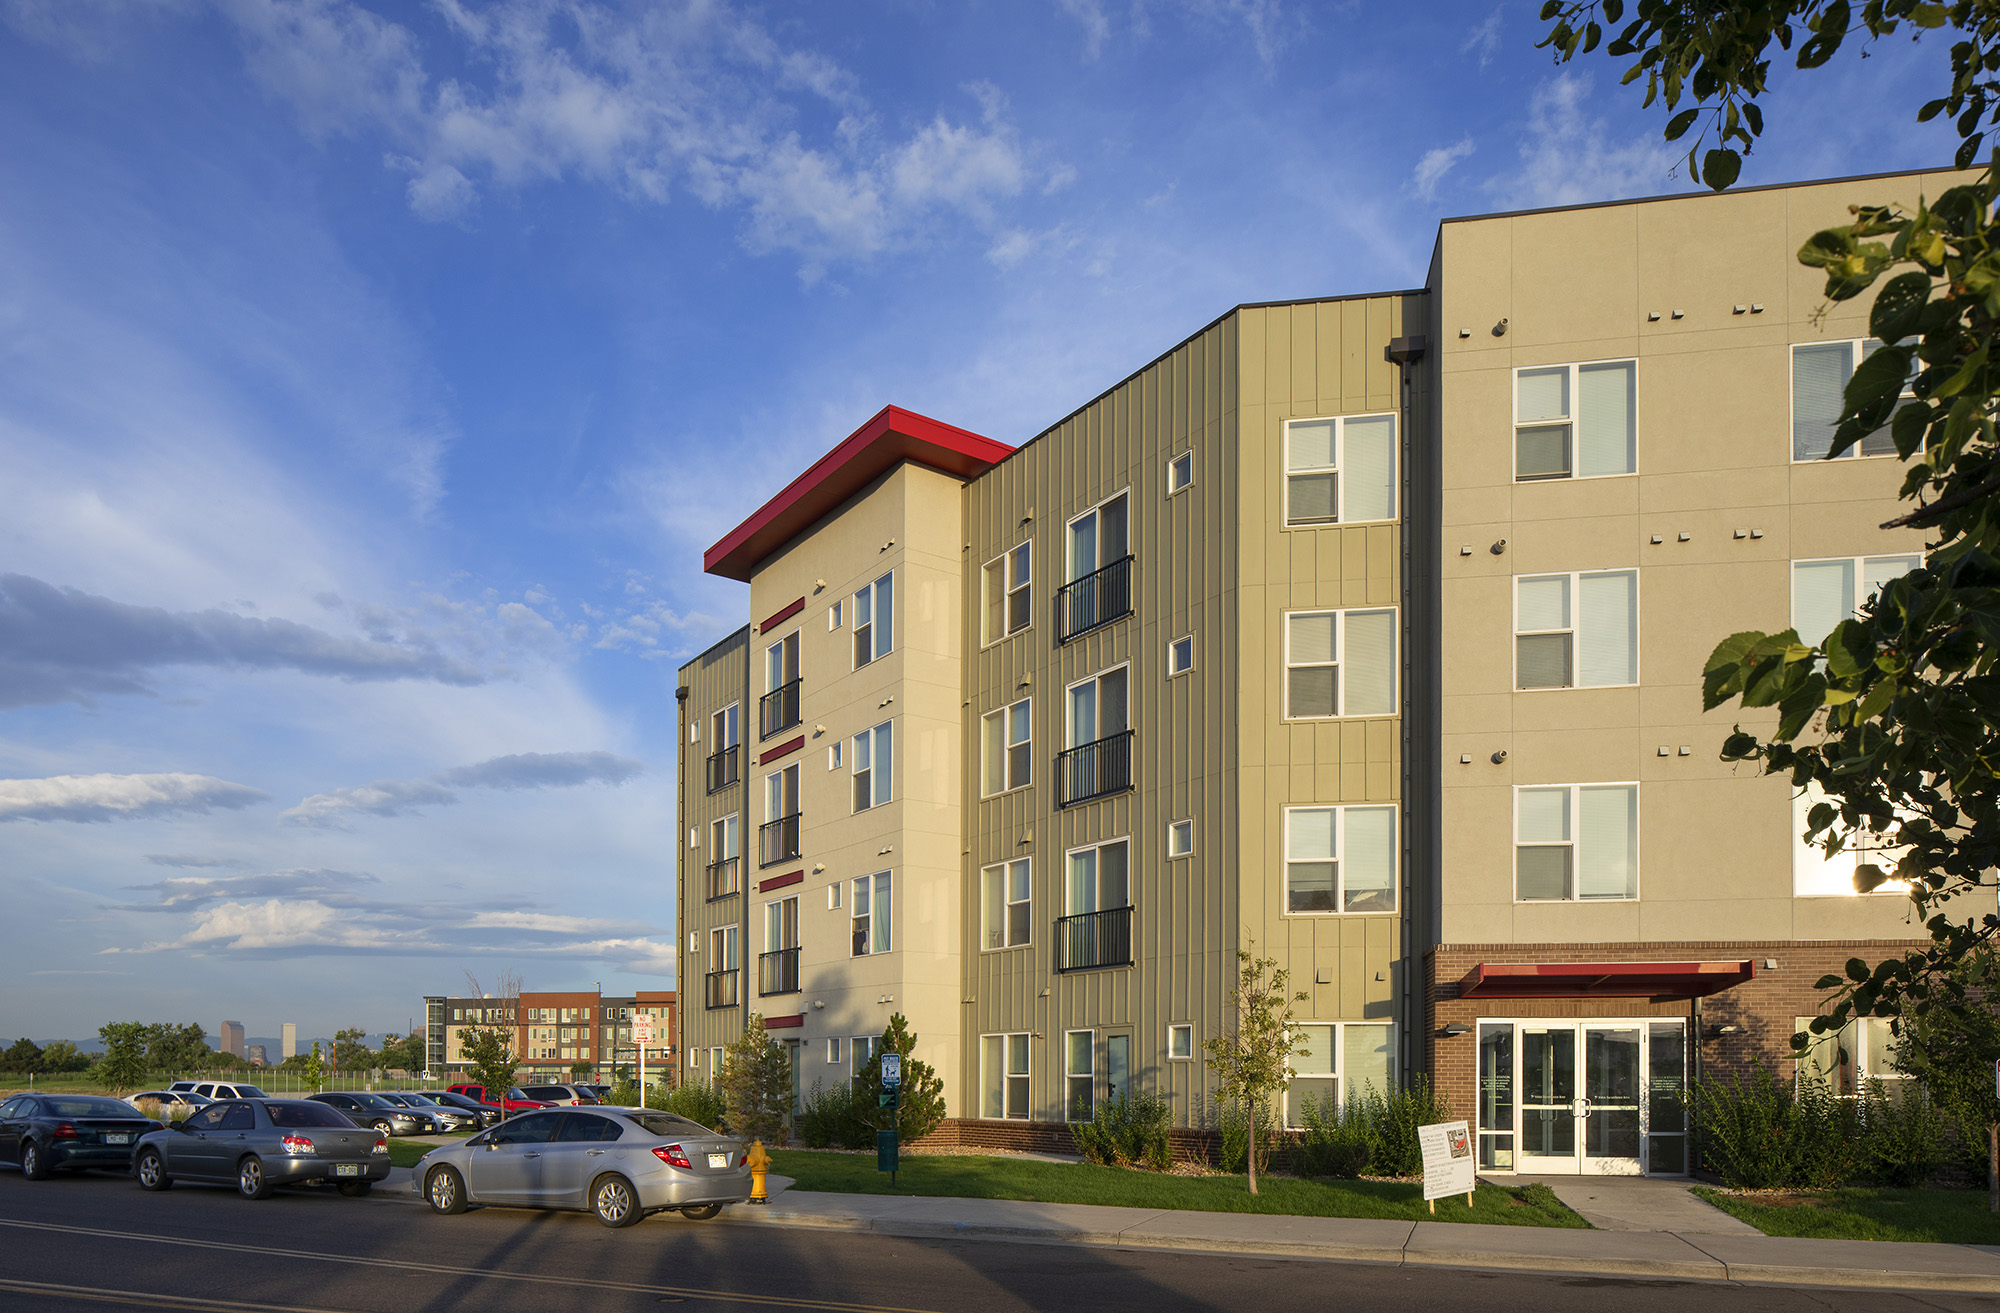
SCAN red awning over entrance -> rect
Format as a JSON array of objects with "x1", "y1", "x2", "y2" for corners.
[{"x1": 1458, "y1": 960, "x2": 1755, "y2": 1001}]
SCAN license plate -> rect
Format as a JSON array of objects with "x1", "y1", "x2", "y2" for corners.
[
  {"x1": 104, "y1": 1134, "x2": 130, "y2": 1145},
  {"x1": 335, "y1": 1164, "x2": 360, "y2": 1177},
  {"x1": 707, "y1": 1153, "x2": 729, "y2": 1169}
]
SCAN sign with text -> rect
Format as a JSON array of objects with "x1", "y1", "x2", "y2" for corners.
[
  {"x1": 1418, "y1": 1120, "x2": 1477, "y2": 1203},
  {"x1": 632, "y1": 1014, "x2": 655, "y2": 1044},
  {"x1": 882, "y1": 1053, "x2": 902, "y2": 1087}
]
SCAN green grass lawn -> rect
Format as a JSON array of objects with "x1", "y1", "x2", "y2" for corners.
[
  {"x1": 387, "y1": 1139, "x2": 440, "y2": 1168},
  {"x1": 768, "y1": 1149, "x2": 1585, "y2": 1227},
  {"x1": 1693, "y1": 1186, "x2": 2000, "y2": 1244}
]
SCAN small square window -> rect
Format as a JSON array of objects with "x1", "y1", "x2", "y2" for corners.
[
  {"x1": 1167, "y1": 451, "x2": 1195, "y2": 494},
  {"x1": 1167, "y1": 819, "x2": 1195, "y2": 857},
  {"x1": 1168, "y1": 634, "x2": 1195, "y2": 676},
  {"x1": 829, "y1": 600, "x2": 844, "y2": 630},
  {"x1": 826, "y1": 1037, "x2": 843, "y2": 1064},
  {"x1": 1167, "y1": 1023, "x2": 1193, "y2": 1060},
  {"x1": 827, "y1": 882, "x2": 841, "y2": 910},
  {"x1": 828, "y1": 741, "x2": 843, "y2": 770}
]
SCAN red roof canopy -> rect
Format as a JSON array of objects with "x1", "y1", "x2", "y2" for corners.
[
  {"x1": 1458, "y1": 960, "x2": 1756, "y2": 1001},
  {"x1": 704, "y1": 405, "x2": 1013, "y2": 582}
]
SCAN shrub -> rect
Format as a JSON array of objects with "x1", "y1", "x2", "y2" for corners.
[
  {"x1": 654, "y1": 1080, "x2": 728, "y2": 1131},
  {"x1": 1291, "y1": 1090, "x2": 1371, "y2": 1178},
  {"x1": 1690, "y1": 1063, "x2": 1862, "y2": 1188},
  {"x1": 1859, "y1": 1080, "x2": 1948, "y2": 1187},
  {"x1": 606, "y1": 1079, "x2": 640, "y2": 1107},
  {"x1": 796, "y1": 1079, "x2": 865, "y2": 1150},
  {"x1": 1349, "y1": 1075, "x2": 1452, "y2": 1177},
  {"x1": 1072, "y1": 1093, "x2": 1173, "y2": 1170},
  {"x1": 854, "y1": 1014, "x2": 947, "y2": 1143},
  {"x1": 1206, "y1": 1095, "x2": 1277, "y2": 1174}
]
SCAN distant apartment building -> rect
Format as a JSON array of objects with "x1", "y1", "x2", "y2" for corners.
[
  {"x1": 245, "y1": 1045, "x2": 267, "y2": 1067},
  {"x1": 675, "y1": 167, "x2": 1995, "y2": 1175},
  {"x1": 422, "y1": 989, "x2": 677, "y2": 1081},
  {"x1": 281, "y1": 1023, "x2": 296, "y2": 1061},
  {"x1": 218, "y1": 1021, "x2": 245, "y2": 1059}
]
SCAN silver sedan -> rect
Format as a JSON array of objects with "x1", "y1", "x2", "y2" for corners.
[{"x1": 410, "y1": 1107, "x2": 750, "y2": 1228}]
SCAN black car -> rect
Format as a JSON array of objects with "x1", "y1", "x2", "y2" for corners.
[
  {"x1": 0, "y1": 1093, "x2": 159, "y2": 1178},
  {"x1": 131, "y1": 1099, "x2": 390, "y2": 1198},
  {"x1": 420, "y1": 1091, "x2": 501, "y2": 1128}
]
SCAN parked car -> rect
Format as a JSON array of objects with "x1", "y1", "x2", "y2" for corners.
[
  {"x1": 447, "y1": 1084, "x2": 554, "y2": 1116},
  {"x1": 166, "y1": 1081, "x2": 271, "y2": 1100},
  {"x1": 379, "y1": 1092, "x2": 480, "y2": 1131},
  {"x1": 580, "y1": 1084, "x2": 613, "y2": 1102},
  {"x1": 419, "y1": 1091, "x2": 501, "y2": 1128},
  {"x1": 517, "y1": 1083, "x2": 600, "y2": 1106},
  {"x1": 410, "y1": 1107, "x2": 750, "y2": 1227},
  {"x1": 125, "y1": 1090, "x2": 213, "y2": 1113},
  {"x1": 306, "y1": 1092, "x2": 438, "y2": 1135},
  {"x1": 0, "y1": 1093, "x2": 159, "y2": 1178},
  {"x1": 132, "y1": 1098, "x2": 389, "y2": 1198}
]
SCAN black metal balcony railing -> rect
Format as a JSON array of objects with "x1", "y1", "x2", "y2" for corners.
[
  {"x1": 759, "y1": 813, "x2": 801, "y2": 867},
  {"x1": 1055, "y1": 905, "x2": 1133, "y2": 973},
  {"x1": 706, "y1": 856, "x2": 741, "y2": 901},
  {"x1": 705, "y1": 968, "x2": 740, "y2": 1010},
  {"x1": 706, "y1": 743, "x2": 740, "y2": 793},
  {"x1": 760, "y1": 679, "x2": 802, "y2": 739},
  {"x1": 1055, "y1": 555, "x2": 1133, "y2": 644},
  {"x1": 758, "y1": 947, "x2": 800, "y2": 997},
  {"x1": 1057, "y1": 730, "x2": 1134, "y2": 807}
]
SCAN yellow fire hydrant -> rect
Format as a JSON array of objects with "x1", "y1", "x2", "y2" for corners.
[{"x1": 746, "y1": 1138, "x2": 771, "y2": 1205}]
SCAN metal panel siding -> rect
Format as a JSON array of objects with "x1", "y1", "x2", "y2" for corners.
[{"x1": 677, "y1": 627, "x2": 753, "y2": 1075}]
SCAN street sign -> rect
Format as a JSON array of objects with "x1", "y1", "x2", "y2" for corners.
[
  {"x1": 882, "y1": 1053, "x2": 902, "y2": 1087},
  {"x1": 632, "y1": 1014, "x2": 655, "y2": 1044}
]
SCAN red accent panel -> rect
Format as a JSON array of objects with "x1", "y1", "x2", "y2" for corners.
[
  {"x1": 759, "y1": 871, "x2": 805, "y2": 893},
  {"x1": 705, "y1": 405, "x2": 1014, "y2": 582},
  {"x1": 759, "y1": 597, "x2": 805, "y2": 634},
  {"x1": 758, "y1": 736, "x2": 804, "y2": 765},
  {"x1": 1458, "y1": 960, "x2": 1756, "y2": 1000},
  {"x1": 762, "y1": 1014, "x2": 805, "y2": 1029}
]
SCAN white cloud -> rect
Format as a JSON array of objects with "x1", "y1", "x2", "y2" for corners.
[
  {"x1": 282, "y1": 749, "x2": 644, "y2": 825},
  {"x1": 0, "y1": 772, "x2": 267, "y2": 823},
  {"x1": 1461, "y1": 8, "x2": 1502, "y2": 69},
  {"x1": 1488, "y1": 73, "x2": 1681, "y2": 210},
  {"x1": 1412, "y1": 136, "x2": 1475, "y2": 202},
  {"x1": 181, "y1": 897, "x2": 401, "y2": 950},
  {"x1": 1054, "y1": 0, "x2": 1111, "y2": 59}
]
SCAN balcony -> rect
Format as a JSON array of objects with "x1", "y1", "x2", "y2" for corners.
[
  {"x1": 705, "y1": 968, "x2": 740, "y2": 1010},
  {"x1": 759, "y1": 813, "x2": 801, "y2": 867},
  {"x1": 705, "y1": 856, "x2": 741, "y2": 901},
  {"x1": 1055, "y1": 555, "x2": 1133, "y2": 644},
  {"x1": 760, "y1": 679, "x2": 802, "y2": 739},
  {"x1": 1057, "y1": 730, "x2": 1133, "y2": 807},
  {"x1": 1055, "y1": 906, "x2": 1133, "y2": 973},
  {"x1": 758, "y1": 947, "x2": 800, "y2": 997},
  {"x1": 706, "y1": 743, "x2": 740, "y2": 793}
]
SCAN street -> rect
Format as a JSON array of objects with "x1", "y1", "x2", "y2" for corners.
[{"x1": 0, "y1": 1171, "x2": 1995, "y2": 1312}]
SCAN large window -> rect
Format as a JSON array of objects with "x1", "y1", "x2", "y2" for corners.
[
  {"x1": 761, "y1": 631, "x2": 801, "y2": 738},
  {"x1": 1515, "y1": 784, "x2": 1639, "y2": 901},
  {"x1": 1285, "y1": 805, "x2": 1396, "y2": 913},
  {"x1": 760, "y1": 764, "x2": 800, "y2": 866},
  {"x1": 1793, "y1": 780, "x2": 1911, "y2": 897},
  {"x1": 852, "y1": 721, "x2": 893, "y2": 812},
  {"x1": 1066, "y1": 668, "x2": 1128, "y2": 748},
  {"x1": 1796, "y1": 1015, "x2": 1908, "y2": 1096},
  {"x1": 1515, "y1": 360, "x2": 1637, "y2": 479},
  {"x1": 711, "y1": 704, "x2": 739, "y2": 749},
  {"x1": 1067, "y1": 492, "x2": 1129, "y2": 582},
  {"x1": 1284, "y1": 609, "x2": 1395, "y2": 717},
  {"x1": 1065, "y1": 839, "x2": 1129, "y2": 916},
  {"x1": 760, "y1": 896, "x2": 799, "y2": 997},
  {"x1": 765, "y1": 765, "x2": 798, "y2": 822},
  {"x1": 1792, "y1": 340, "x2": 1905, "y2": 461},
  {"x1": 982, "y1": 543, "x2": 1031, "y2": 644},
  {"x1": 850, "y1": 1036, "x2": 882, "y2": 1094},
  {"x1": 979, "y1": 1033, "x2": 1030, "y2": 1119},
  {"x1": 1059, "y1": 492, "x2": 1133, "y2": 641},
  {"x1": 1792, "y1": 555, "x2": 1920, "y2": 646},
  {"x1": 853, "y1": 572, "x2": 894, "y2": 668},
  {"x1": 1515, "y1": 571, "x2": 1637, "y2": 689},
  {"x1": 1284, "y1": 413, "x2": 1396, "y2": 524},
  {"x1": 710, "y1": 925, "x2": 737, "y2": 971},
  {"x1": 980, "y1": 858, "x2": 1031, "y2": 950},
  {"x1": 981, "y1": 699, "x2": 1032, "y2": 795},
  {"x1": 851, "y1": 871, "x2": 893, "y2": 955},
  {"x1": 1065, "y1": 1030, "x2": 1095, "y2": 1123},
  {"x1": 1283, "y1": 1022, "x2": 1394, "y2": 1129}
]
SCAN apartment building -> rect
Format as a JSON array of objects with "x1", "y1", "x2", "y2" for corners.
[
  {"x1": 674, "y1": 166, "x2": 1984, "y2": 1173},
  {"x1": 423, "y1": 989, "x2": 678, "y2": 1081}
]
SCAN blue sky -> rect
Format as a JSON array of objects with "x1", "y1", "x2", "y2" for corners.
[{"x1": 0, "y1": 0, "x2": 1957, "y2": 1046}]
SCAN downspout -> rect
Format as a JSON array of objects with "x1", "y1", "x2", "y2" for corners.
[
  {"x1": 1384, "y1": 332, "x2": 1428, "y2": 1089},
  {"x1": 675, "y1": 682, "x2": 690, "y2": 1086}
]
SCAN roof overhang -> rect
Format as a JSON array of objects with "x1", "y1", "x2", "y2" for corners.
[
  {"x1": 703, "y1": 405, "x2": 1013, "y2": 582},
  {"x1": 1458, "y1": 960, "x2": 1756, "y2": 1001}
]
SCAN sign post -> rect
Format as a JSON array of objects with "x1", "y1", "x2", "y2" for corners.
[
  {"x1": 878, "y1": 1053, "x2": 903, "y2": 1185},
  {"x1": 1417, "y1": 1120, "x2": 1477, "y2": 1215},
  {"x1": 633, "y1": 1012, "x2": 655, "y2": 1105}
]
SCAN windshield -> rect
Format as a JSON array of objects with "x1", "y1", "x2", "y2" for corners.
[
  {"x1": 44, "y1": 1096, "x2": 143, "y2": 1118},
  {"x1": 353, "y1": 1094, "x2": 397, "y2": 1109},
  {"x1": 402, "y1": 1095, "x2": 443, "y2": 1107},
  {"x1": 232, "y1": 1086, "x2": 270, "y2": 1098},
  {"x1": 265, "y1": 1102, "x2": 354, "y2": 1129},
  {"x1": 621, "y1": 1111, "x2": 718, "y2": 1138}
]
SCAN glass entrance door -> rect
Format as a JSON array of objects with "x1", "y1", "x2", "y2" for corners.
[
  {"x1": 1518, "y1": 1025, "x2": 1576, "y2": 1169},
  {"x1": 1581, "y1": 1026, "x2": 1643, "y2": 1175},
  {"x1": 1479, "y1": 1020, "x2": 1683, "y2": 1176}
]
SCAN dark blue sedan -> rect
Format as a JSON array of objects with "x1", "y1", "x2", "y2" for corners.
[{"x1": 0, "y1": 1093, "x2": 160, "y2": 1178}]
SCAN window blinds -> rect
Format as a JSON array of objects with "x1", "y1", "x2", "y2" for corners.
[
  {"x1": 1792, "y1": 342, "x2": 1851, "y2": 461},
  {"x1": 1343, "y1": 415, "x2": 1396, "y2": 521},
  {"x1": 1578, "y1": 571, "x2": 1637, "y2": 686},
  {"x1": 1578, "y1": 361, "x2": 1636, "y2": 476}
]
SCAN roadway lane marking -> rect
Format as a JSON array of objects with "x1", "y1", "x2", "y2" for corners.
[
  {"x1": 0, "y1": 1217, "x2": 938, "y2": 1313},
  {"x1": 0, "y1": 1277, "x2": 345, "y2": 1312}
]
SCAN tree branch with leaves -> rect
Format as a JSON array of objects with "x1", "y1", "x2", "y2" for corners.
[{"x1": 1203, "y1": 945, "x2": 1309, "y2": 1195}]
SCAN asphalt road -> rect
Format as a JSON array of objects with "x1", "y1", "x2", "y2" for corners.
[{"x1": 0, "y1": 1168, "x2": 1996, "y2": 1313}]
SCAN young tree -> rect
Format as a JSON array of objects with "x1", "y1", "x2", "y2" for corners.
[
  {"x1": 39, "y1": 1040, "x2": 87, "y2": 1074},
  {"x1": 1203, "y1": 946, "x2": 1308, "y2": 1195},
  {"x1": 95, "y1": 1022, "x2": 150, "y2": 1095},
  {"x1": 145, "y1": 1022, "x2": 209, "y2": 1074},
  {"x1": 856, "y1": 1013, "x2": 946, "y2": 1143},
  {"x1": 332, "y1": 1027, "x2": 373, "y2": 1076},
  {"x1": 302, "y1": 1042, "x2": 326, "y2": 1094},
  {"x1": 717, "y1": 1016, "x2": 794, "y2": 1145},
  {"x1": 568, "y1": 1060, "x2": 594, "y2": 1082},
  {"x1": 460, "y1": 1028, "x2": 518, "y2": 1104},
  {"x1": 2, "y1": 1038, "x2": 42, "y2": 1074}
]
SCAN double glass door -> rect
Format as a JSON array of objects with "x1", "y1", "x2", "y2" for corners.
[{"x1": 1478, "y1": 1020, "x2": 1686, "y2": 1176}]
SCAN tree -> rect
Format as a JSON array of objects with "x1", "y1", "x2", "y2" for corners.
[
  {"x1": 1539, "y1": 0, "x2": 2000, "y2": 1042},
  {"x1": 717, "y1": 1017, "x2": 794, "y2": 1145},
  {"x1": 332, "y1": 1027, "x2": 372, "y2": 1076},
  {"x1": 145, "y1": 1022, "x2": 209, "y2": 1074},
  {"x1": 459, "y1": 1027, "x2": 518, "y2": 1103},
  {"x1": 568, "y1": 1060, "x2": 594, "y2": 1081},
  {"x1": 3, "y1": 1038, "x2": 42, "y2": 1074},
  {"x1": 39, "y1": 1040, "x2": 87, "y2": 1074},
  {"x1": 95, "y1": 1022, "x2": 150, "y2": 1095},
  {"x1": 1203, "y1": 946, "x2": 1308, "y2": 1195},
  {"x1": 856, "y1": 1013, "x2": 946, "y2": 1143}
]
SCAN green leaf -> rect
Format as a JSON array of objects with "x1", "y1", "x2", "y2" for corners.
[
  {"x1": 1846, "y1": 956, "x2": 1871, "y2": 983},
  {"x1": 1664, "y1": 108, "x2": 1701, "y2": 141},
  {"x1": 1798, "y1": 228, "x2": 1856, "y2": 269},
  {"x1": 1854, "y1": 862, "x2": 1891, "y2": 893},
  {"x1": 1701, "y1": 147, "x2": 1742, "y2": 191},
  {"x1": 1869, "y1": 271, "x2": 1931, "y2": 341},
  {"x1": 1703, "y1": 630, "x2": 1767, "y2": 708}
]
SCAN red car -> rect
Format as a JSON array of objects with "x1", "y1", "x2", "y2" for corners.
[{"x1": 446, "y1": 1084, "x2": 553, "y2": 1116}]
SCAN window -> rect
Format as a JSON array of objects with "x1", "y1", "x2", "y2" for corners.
[
  {"x1": 828, "y1": 741, "x2": 842, "y2": 770},
  {"x1": 829, "y1": 600, "x2": 843, "y2": 630},
  {"x1": 1066, "y1": 667, "x2": 1128, "y2": 748},
  {"x1": 1793, "y1": 780, "x2": 1912, "y2": 897},
  {"x1": 853, "y1": 572, "x2": 894, "y2": 667},
  {"x1": 766, "y1": 765, "x2": 798, "y2": 822},
  {"x1": 1066, "y1": 838, "x2": 1129, "y2": 915},
  {"x1": 1796, "y1": 1015, "x2": 1907, "y2": 1096},
  {"x1": 1515, "y1": 784, "x2": 1639, "y2": 901},
  {"x1": 1167, "y1": 1024, "x2": 1194, "y2": 1060},
  {"x1": 711, "y1": 816, "x2": 738, "y2": 860},
  {"x1": 1167, "y1": 819, "x2": 1194, "y2": 858},
  {"x1": 1514, "y1": 360, "x2": 1637, "y2": 479},
  {"x1": 711, "y1": 704, "x2": 739, "y2": 749},
  {"x1": 1167, "y1": 451, "x2": 1195, "y2": 494},
  {"x1": 981, "y1": 699, "x2": 1032, "y2": 795},
  {"x1": 766, "y1": 632, "x2": 799, "y2": 692},
  {"x1": 850, "y1": 1036, "x2": 882, "y2": 1093},
  {"x1": 980, "y1": 1033, "x2": 1030, "y2": 1119},
  {"x1": 1284, "y1": 609, "x2": 1395, "y2": 717},
  {"x1": 1792, "y1": 555, "x2": 1920, "y2": 647},
  {"x1": 762, "y1": 631, "x2": 801, "y2": 738},
  {"x1": 1067, "y1": 492, "x2": 1129, "y2": 582},
  {"x1": 1285, "y1": 805, "x2": 1396, "y2": 913},
  {"x1": 1167, "y1": 634, "x2": 1195, "y2": 676},
  {"x1": 826, "y1": 1037, "x2": 843, "y2": 1064},
  {"x1": 710, "y1": 925, "x2": 738, "y2": 971},
  {"x1": 852, "y1": 721, "x2": 892, "y2": 811},
  {"x1": 1065, "y1": 1031, "x2": 1094, "y2": 1122},
  {"x1": 710, "y1": 1046, "x2": 723, "y2": 1074},
  {"x1": 982, "y1": 543, "x2": 1032, "y2": 644},
  {"x1": 1284, "y1": 1023, "x2": 1394, "y2": 1129},
  {"x1": 1792, "y1": 340, "x2": 1907, "y2": 461},
  {"x1": 763, "y1": 897, "x2": 799, "y2": 954},
  {"x1": 852, "y1": 871, "x2": 893, "y2": 955},
  {"x1": 1284, "y1": 413, "x2": 1396, "y2": 524},
  {"x1": 827, "y1": 881, "x2": 841, "y2": 910},
  {"x1": 981, "y1": 858, "x2": 1031, "y2": 950},
  {"x1": 1515, "y1": 571, "x2": 1638, "y2": 689}
]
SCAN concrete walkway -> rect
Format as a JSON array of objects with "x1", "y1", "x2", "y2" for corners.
[{"x1": 1509, "y1": 1174, "x2": 1761, "y2": 1235}]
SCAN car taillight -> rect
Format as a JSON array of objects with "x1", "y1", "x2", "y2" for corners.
[
  {"x1": 53, "y1": 1123, "x2": 77, "y2": 1140},
  {"x1": 371, "y1": 1138, "x2": 388, "y2": 1156},
  {"x1": 652, "y1": 1144, "x2": 693, "y2": 1170},
  {"x1": 281, "y1": 1135, "x2": 315, "y2": 1155}
]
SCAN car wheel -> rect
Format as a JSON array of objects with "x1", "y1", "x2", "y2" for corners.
[
  {"x1": 371, "y1": 1120, "x2": 394, "y2": 1136},
  {"x1": 135, "y1": 1149, "x2": 172, "y2": 1192},
  {"x1": 590, "y1": 1174, "x2": 641, "y2": 1228},
  {"x1": 426, "y1": 1165, "x2": 469, "y2": 1215},
  {"x1": 336, "y1": 1180, "x2": 371, "y2": 1198},
  {"x1": 237, "y1": 1155, "x2": 272, "y2": 1200},
  {"x1": 681, "y1": 1203, "x2": 723, "y2": 1221},
  {"x1": 19, "y1": 1141, "x2": 49, "y2": 1181}
]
